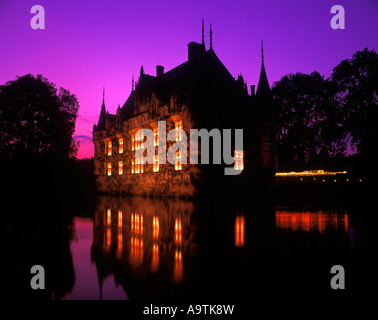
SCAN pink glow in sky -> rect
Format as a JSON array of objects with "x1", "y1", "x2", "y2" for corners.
[{"x1": 1, "y1": 0, "x2": 377, "y2": 158}]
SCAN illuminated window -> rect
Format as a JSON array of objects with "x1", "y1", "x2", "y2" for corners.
[
  {"x1": 132, "y1": 157, "x2": 144, "y2": 174},
  {"x1": 153, "y1": 127, "x2": 159, "y2": 146},
  {"x1": 118, "y1": 161, "x2": 123, "y2": 175},
  {"x1": 135, "y1": 131, "x2": 144, "y2": 150},
  {"x1": 131, "y1": 135, "x2": 135, "y2": 151},
  {"x1": 234, "y1": 150, "x2": 244, "y2": 171},
  {"x1": 107, "y1": 162, "x2": 112, "y2": 176},
  {"x1": 119, "y1": 137, "x2": 123, "y2": 154},
  {"x1": 175, "y1": 150, "x2": 182, "y2": 171},
  {"x1": 107, "y1": 141, "x2": 112, "y2": 156},
  {"x1": 153, "y1": 155, "x2": 159, "y2": 172},
  {"x1": 175, "y1": 121, "x2": 183, "y2": 142}
]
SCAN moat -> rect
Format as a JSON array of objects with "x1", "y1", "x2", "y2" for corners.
[{"x1": 5, "y1": 193, "x2": 376, "y2": 300}]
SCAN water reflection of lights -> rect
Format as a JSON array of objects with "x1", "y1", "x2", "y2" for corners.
[
  {"x1": 95, "y1": 197, "x2": 194, "y2": 284},
  {"x1": 153, "y1": 216, "x2": 159, "y2": 240},
  {"x1": 235, "y1": 215, "x2": 245, "y2": 247},
  {"x1": 275, "y1": 209, "x2": 349, "y2": 234},
  {"x1": 118, "y1": 210, "x2": 123, "y2": 229},
  {"x1": 130, "y1": 236, "x2": 144, "y2": 266},
  {"x1": 173, "y1": 249, "x2": 183, "y2": 283},
  {"x1": 151, "y1": 244, "x2": 159, "y2": 273},
  {"x1": 175, "y1": 218, "x2": 182, "y2": 245}
]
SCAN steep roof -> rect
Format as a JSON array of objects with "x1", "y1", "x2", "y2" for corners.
[
  {"x1": 256, "y1": 41, "x2": 272, "y2": 99},
  {"x1": 119, "y1": 43, "x2": 250, "y2": 121},
  {"x1": 96, "y1": 94, "x2": 107, "y2": 130},
  {"x1": 256, "y1": 62, "x2": 272, "y2": 98}
]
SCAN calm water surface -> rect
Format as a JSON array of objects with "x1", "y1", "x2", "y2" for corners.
[
  {"x1": 56, "y1": 196, "x2": 374, "y2": 299},
  {"x1": 5, "y1": 195, "x2": 377, "y2": 300}
]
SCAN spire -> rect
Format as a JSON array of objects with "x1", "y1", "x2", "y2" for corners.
[
  {"x1": 96, "y1": 87, "x2": 107, "y2": 130},
  {"x1": 256, "y1": 40, "x2": 272, "y2": 98},
  {"x1": 209, "y1": 23, "x2": 213, "y2": 50},
  {"x1": 201, "y1": 19, "x2": 205, "y2": 48},
  {"x1": 140, "y1": 65, "x2": 144, "y2": 76},
  {"x1": 132, "y1": 74, "x2": 134, "y2": 91}
]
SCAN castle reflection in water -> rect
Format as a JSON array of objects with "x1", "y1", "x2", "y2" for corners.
[
  {"x1": 91, "y1": 196, "x2": 196, "y2": 296},
  {"x1": 90, "y1": 195, "x2": 352, "y2": 299}
]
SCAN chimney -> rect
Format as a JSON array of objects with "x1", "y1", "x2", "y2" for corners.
[
  {"x1": 156, "y1": 65, "x2": 164, "y2": 78},
  {"x1": 188, "y1": 42, "x2": 205, "y2": 61},
  {"x1": 250, "y1": 85, "x2": 255, "y2": 96}
]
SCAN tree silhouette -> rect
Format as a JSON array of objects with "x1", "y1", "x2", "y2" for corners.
[
  {"x1": 272, "y1": 48, "x2": 377, "y2": 172},
  {"x1": 272, "y1": 72, "x2": 345, "y2": 169},
  {"x1": 331, "y1": 48, "x2": 378, "y2": 169},
  {"x1": 0, "y1": 74, "x2": 79, "y2": 160}
]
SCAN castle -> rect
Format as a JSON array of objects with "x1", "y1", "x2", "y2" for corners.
[{"x1": 92, "y1": 23, "x2": 277, "y2": 197}]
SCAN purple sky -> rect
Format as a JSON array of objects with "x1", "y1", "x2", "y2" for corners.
[{"x1": 1, "y1": 0, "x2": 377, "y2": 158}]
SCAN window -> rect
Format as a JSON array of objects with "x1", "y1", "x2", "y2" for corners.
[
  {"x1": 175, "y1": 121, "x2": 183, "y2": 142},
  {"x1": 107, "y1": 141, "x2": 112, "y2": 156},
  {"x1": 153, "y1": 127, "x2": 159, "y2": 146},
  {"x1": 132, "y1": 158, "x2": 144, "y2": 174},
  {"x1": 234, "y1": 150, "x2": 244, "y2": 171},
  {"x1": 132, "y1": 135, "x2": 135, "y2": 151},
  {"x1": 119, "y1": 137, "x2": 123, "y2": 154},
  {"x1": 107, "y1": 162, "x2": 112, "y2": 176},
  {"x1": 135, "y1": 158, "x2": 144, "y2": 174},
  {"x1": 104, "y1": 141, "x2": 107, "y2": 155},
  {"x1": 175, "y1": 150, "x2": 182, "y2": 171},
  {"x1": 118, "y1": 161, "x2": 123, "y2": 175},
  {"x1": 135, "y1": 131, "x2": 144, "y2": 150},
  {"x1": 104, "y1": 162, "x2": 107, "y2": 175},
  {"x1": 153, "y1": 155, "x2": 159, "y2": 172}
]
